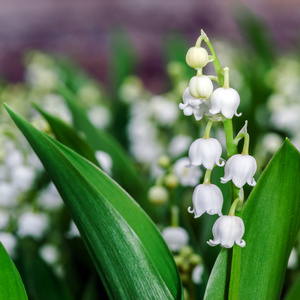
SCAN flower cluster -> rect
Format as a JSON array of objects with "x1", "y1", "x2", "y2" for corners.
[{"x1": 180, "y1": 30, "x2": 258, "y2": 248}]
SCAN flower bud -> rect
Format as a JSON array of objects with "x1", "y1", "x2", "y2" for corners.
[
  {"x1": 221, "y1": 154, "x2": 257, "y2": 188},
  {"x1": 164, "y1": 174, "x2": 179, "y2": 189},
  {"x1": 148, "y1": 186, "x2": 168, "y2": 205},
  {"x1": 189, "y1": 76, "x2": 213, "y2": 99},
  {"x1": 157, "y1": 155, "x2": 170, "y2": 169},
  {"x1": 209, "y1": 87, "x2": 241, "y2": 119},
  {"x1": 207, "y1": 215, "x2": 246, "y2": 248},
  {"x1": 186, "y1": 47, "x2": 209, "y2": 69},
  {"x1": 188, "y1": 183, "x2": 223, "y2": 218}
]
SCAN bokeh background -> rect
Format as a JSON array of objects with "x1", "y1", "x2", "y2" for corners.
[{"x1": 0, "y1": 1, "x2": 300, "y2": 299}]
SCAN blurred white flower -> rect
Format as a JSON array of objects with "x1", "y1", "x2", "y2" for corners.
[
  {"x1": 221, "y1": 154, "x2": 257, "y2": 188},
  {"x1": 0, "y1": 211, "x2": 10, "y2": 230},
  {"x1": 39, "y1": 244, "x2": 59, "y2": 265},
  {"x1": 42, "y1": 94, "x2": 72, "y2": 124},
  {"x1": 67, "y1": 221, "x2": 80, "y2": 238},
  {"x1": 188, "y1": 184, "x2": 223, "y2": 218},
  {"x1": 162, "y1": 226, "x2": 189, "y2": 252},
  {"x1": 168, "y1": 135, "x2": 192, "y2": 158},
  {"x1": 207, "y1": 215, "x2": 246, "y2": 248},
  {"x1": 288, "y1": 248, "x2": 298, "y2": 269},
  {"x1": 0, "y1": 232, "x2": 17, "y2": 257},
  {"x1": 25, "y1": 64, "x2": 58, "y2": 90},
  {"x1": 11, "y1": 165, "x2": 35, "y2": 191},
  {"x1": 88, "y1": 106, "x2": 111, "y2": 129},
  {"x1": 209, "y1": 87, "x2": 241, "y2": 119},
  {"x1": 5, "y1": 149, "x2": 23, "y2": 169},
  {"x1": 17, "y1": 212, "x2": 49, "y2": 240},
  {"x1": 95, "y1": 151, "x2": 113, "y2": 175},
  {"x1": 37, "y1": 183, "x2": 63, "y2": 210},
  {"x1": 149, "y1": 96, "x2": 179, "y2": 126},
  {"x1": 192, "y1": 264, "x2": 204, "y2": 284},
  {"x1": 188, "y1": 138, "x2": 224, "y2": 170},
  {"x1": 0, "y1": 182, "x2": 17, "y2": 207},
  {"x1": 262, "y1": 133, "x2": 283, "y2": 153},
  {"x1": 173, "y1": 157, "x2": 202, "y2": 186}
]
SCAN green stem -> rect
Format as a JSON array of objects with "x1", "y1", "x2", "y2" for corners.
[
  {"x1": 242, "y1": 134, "x2": 250, "y2": 155},
  {"x1": 203, "y1": 120, "x2": 213, "y2": 139},
  {"x1": 197, "y1": 68, "x2": 203, "y2": 76},
  {"x1": 203, "y1": 169, "x2": 212, "y2": 184},
  {"x1": 171, "y1": 205, "x2": 179, "y2": 227},
  {"x1": 228, "y1": 198, "x2": 241, "y2": 216},
  {"x1": 222, "y1": 119, "x2": 240, "y2": 202},
  {"x1": 202, "y1": 31, "x2": 224, "y2": 87}
]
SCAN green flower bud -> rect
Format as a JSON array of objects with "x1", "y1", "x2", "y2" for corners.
[
  {"x1": 164, "y1": 174, "x2": 179, "y2": 189},
  {"x1": 186, "y1": 47, "x2": 209, "y2": 69},
  {"x1": 158, "y1": 155, "x2": 171, "y2": 169}
]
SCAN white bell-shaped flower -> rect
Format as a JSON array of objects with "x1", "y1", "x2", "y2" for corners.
[
  {"x1": 179, "y1": 88, "x2": 210, "y2": 121},
  {"x1": 207, "y1": 215, "x2": 246, "y2": 248},
  {"x1": 188, "y1": 183, "x2": 223, "y2": 218},
  {"x1": 189, "y1": 76, "x2": 213, "y2": 99},
  {"x1": 221, "y1": 154, "x2": 257, "y2": 188},
  {"x1": 209, "y1": 87, "x2": 241, "y2": 119},
  {"x1": 187, "y1": 138, "x2": 225, "y2": 170}
]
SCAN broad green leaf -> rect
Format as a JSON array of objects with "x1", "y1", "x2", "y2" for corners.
[
  {"x1": 5, "y1": 105, "x2": 183, "y2": 300},
  {"x1": 204, "y1": 140, "x2": 300, "y2": 299},
  {"x1": 0, "y1": 242, "x2": 28, "y2": 299},
  {"x1": 33, "y1": 103, "x2": 100, "y2": 167},
  {"x1": 58, "y1": 86, "x2": 147, "y2": 206}
]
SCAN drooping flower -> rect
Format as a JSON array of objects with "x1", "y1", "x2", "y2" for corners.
[
  {"x1": 162, "y1": 226, "x2": 189, "y2": 252},
  {"x1": 188, "y1": 183, "x2": 223, "y2": 218},
  {"x1": 179, "y1": 88, "x2": 210, "y2": 121},
  {"x1": 189, "y1": 75, "x2": 213, "y2": 99},
  {"x1": 221, "y1": 154, "x2": 257, "y2": 188},
  {"x1": 209, "y1": 87, "x2": 241, "y2": 119},
  {"x1": 207, "y1": 215, "x2": 246, "y2": 248},
  {"x1": 173, "y1": 157, "x2": 202, "y2": 186},
  {"x1": 187, "y1": 138, "x2": 225, "y2": 170}
]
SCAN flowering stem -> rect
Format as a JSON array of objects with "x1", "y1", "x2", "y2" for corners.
[
  {"x1": 204, "y1": 169, "x2": 212, "y2": 184},
  {"x1": 228, "y1": 198, "x2": 242, "y2": 216},
  {"x1": 202, "y1": 30, "x2": 224, "y2": 87},
  {"x1": 233, "y1": 132, "x2": 250, "y2": 155},
  {"x1": 223, "y1": 119, "x2": 240, "y2": 202},
  {"x1": 203, "y1": 120, "x2": 213, "y2": 139}
]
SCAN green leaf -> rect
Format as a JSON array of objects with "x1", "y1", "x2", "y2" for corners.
[
  {"x1": 58, "y1": 86, "x2": 147, "y2": 206},
  {"x1": 5, "y1": 105, "x2": 183, "y2": 300},
  {"x1": 0, "y1": 242, "x2": 28, "y2": 299},
  {"x1": 32, "y1": 103, "x2": 100, "y2": 167},
  {"x1": 204, "y1": 139, "x2": 300, "y2": 299}
]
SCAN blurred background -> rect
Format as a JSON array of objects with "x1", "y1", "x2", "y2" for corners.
[{"x1": 0, "y1": 1, "x2": 300, "y2": 299}]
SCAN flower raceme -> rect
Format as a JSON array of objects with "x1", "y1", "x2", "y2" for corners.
[
  {"x1": 207, "y1": 215, "x2": 246, "y2": 248},
  {"x1": 188, "y1": 183, "x2": 223, "y2": 218},
  {"x1": 221, "y1": 154, "x2": 257, "y2": 188},
  {"x1": 187, "y1": 138, "x2": 224, "y2": 170}
]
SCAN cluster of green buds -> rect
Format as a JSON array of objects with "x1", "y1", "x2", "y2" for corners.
[{"x1": 180, "y1": 30, "x2": 257, "y2": 248}]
